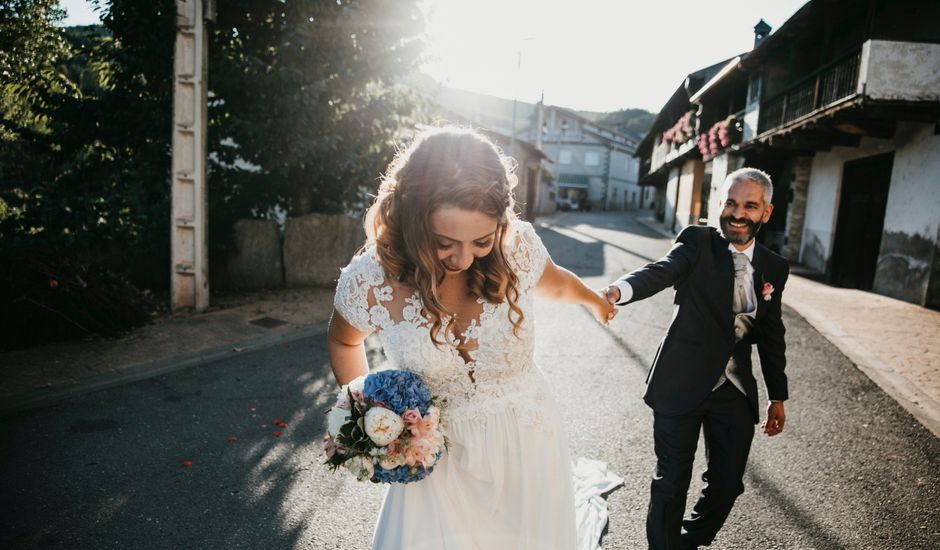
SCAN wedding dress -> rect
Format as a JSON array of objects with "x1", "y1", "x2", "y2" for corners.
[{"x1": 334, "y1": 219, "x2": 622, "y2": 550}]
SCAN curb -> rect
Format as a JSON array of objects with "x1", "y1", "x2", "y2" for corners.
[
  {"x1": 782, "y1": 293, "x2": 940, "y2": 438},
  {"x1": 0, "y1": 322, "x2": 328, "y2": 418},
  {"x1": 634, "y1": 216, "x2": 676, "y2": 239}
]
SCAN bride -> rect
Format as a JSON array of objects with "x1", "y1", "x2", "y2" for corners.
[{"x1": 328, "y1": 126, "x2": 619, "y2": 549}]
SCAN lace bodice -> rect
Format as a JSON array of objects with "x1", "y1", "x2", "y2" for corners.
[{"x1": 334, "y1": 219, "x2": 552, "y2": 426}]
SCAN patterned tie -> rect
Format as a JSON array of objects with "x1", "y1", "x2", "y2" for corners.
[
  {"x1": 732, "y1": 252, "x2": 750, "y2": 315},
  {"x1": 717, "y1": 252, "x2": 753, "y2": 394}
]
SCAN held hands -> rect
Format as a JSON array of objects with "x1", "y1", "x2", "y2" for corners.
[
  {"x1": 762, "y1": 401, "x2": 786, "y2": 436},
  {"x1": 603, "y1": 284, "x2": 621, "y2": 305},
  {"x1": 589, "y1": 289, "x2": 618, "y2": 326}
]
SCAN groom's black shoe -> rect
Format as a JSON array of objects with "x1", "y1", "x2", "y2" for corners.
[{"x1": 678, "y1": 528, "x2": 703, "y2": 549}]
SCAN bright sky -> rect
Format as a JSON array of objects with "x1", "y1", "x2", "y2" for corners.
[{"x1": 59, "y1": 0, "x2": 808, "y2": 113}]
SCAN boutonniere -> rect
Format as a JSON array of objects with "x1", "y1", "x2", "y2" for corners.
[{"x1": 761, "y1": 282, "x2": 775, "y2": 302}]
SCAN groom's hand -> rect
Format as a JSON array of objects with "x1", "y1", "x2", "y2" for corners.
[
  {"x1": 603, "y1": 285, "x2": 621, "y2": 305},
  {"x1": 762, "y1": 401, "x2": 786, "y2": 436}
]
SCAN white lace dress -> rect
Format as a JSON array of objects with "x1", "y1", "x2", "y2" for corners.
[{"x1": 334, "y1": 219, "x2": 620, "y2": 550}]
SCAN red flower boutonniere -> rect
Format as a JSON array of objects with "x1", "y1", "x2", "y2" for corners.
[{"x1": 762, "y1": 282, "x2": 775, "y2": 302}]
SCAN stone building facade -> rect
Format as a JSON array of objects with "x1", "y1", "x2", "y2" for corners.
[{"x1": 634, "y1": 0, "x2": 940, "y2": 309}]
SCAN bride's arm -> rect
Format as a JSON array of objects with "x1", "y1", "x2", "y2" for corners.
[
  {"x1": 327, "y1": 309, "x2": 371, "y2": 386},
  {"x1": 534, "y1": 259, "x2": 616, "y2": 325}
]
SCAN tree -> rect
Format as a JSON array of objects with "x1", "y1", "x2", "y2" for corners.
[
  {"x1": 0, "y1": 0, "x2": 428, "y2": 348},
  {"x1": 207, "y1": 0, "x2": 427, "y2": 225},
  {"x1": 579, "y1": 107, "x2": 656, "y2": 138}
]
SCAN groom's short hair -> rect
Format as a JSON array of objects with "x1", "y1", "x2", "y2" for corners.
[{"x1": 722, "y1": 168, "x2": 773, "y2": 204}]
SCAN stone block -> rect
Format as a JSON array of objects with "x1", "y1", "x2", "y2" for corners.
[
  {"x1": 284, "y1": 213, "x2": 366, "y2": 287},
  {"x1": 218, "y1": 219, "x2": 283, "y2": 289}
]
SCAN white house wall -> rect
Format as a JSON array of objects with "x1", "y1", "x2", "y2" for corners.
[
  {"x1": 608, "y1": 150, "x2": 641, "y2": 210},
  {"x1": 801, "y1": 135, "x2": 895, "y2": 272},
  {"x1": 800, "y1": 122, "x2": 940, "y2": 306},
  {"x1": 861, "y1": 40, "x2": 940, "y2": 102},
  {"x1": 664, "y1": 167, "x2": 680, "y2": 231},
  {"x1": 873, "y1": 122, "x2": 940, "y2": 305},
  {"x1": 705, "y1": 153, "x2": 734, "y2": 228}
]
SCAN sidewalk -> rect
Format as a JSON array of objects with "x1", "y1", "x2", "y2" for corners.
[
  {"x1": 636, "y1": 216, "x2": 940, "y2": 438},
  {"x1": 0, "y1": 287, "x2": 336, "y2": 415}
]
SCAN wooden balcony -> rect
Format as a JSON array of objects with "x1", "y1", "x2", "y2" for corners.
[{"x1": 758, "y1": 49, "x2": 862, "y2": 136}]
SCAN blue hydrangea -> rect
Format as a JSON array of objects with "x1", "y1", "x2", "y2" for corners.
[
  {"x1": 363, "y1": 370, "x2": 432, "y2": 415},
  {"x1": 372, "y1": 463, "x2": 432, "y2": 484},
  {"x1": 371, "y1": 452, "x2": 443, "y2": 484}
]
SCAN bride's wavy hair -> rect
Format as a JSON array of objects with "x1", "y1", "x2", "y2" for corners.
[{"x1": 364, "y1": 126, "x2": 524, "y2": 345}]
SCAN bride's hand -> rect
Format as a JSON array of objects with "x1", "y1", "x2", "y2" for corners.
[{"x1": 589, "y1": 289, "x2": 618, "y2": 326}]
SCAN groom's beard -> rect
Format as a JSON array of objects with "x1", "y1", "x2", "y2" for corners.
[{"x1": 719, "y1": 215, "x2": 762, "y2": 245}]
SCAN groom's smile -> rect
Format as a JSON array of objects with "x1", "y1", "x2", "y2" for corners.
[{"x1": 718, "y1": 179, "x2": 774, "y2": 248}]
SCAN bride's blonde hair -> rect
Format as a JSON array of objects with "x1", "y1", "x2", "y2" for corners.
[{"x1": 364, "y1": 127, "x2": 524, "y2": 345}]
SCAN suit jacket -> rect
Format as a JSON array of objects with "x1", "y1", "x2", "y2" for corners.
[{"x1": 619, "y1": 224, "x2": 789, "y2": 423}]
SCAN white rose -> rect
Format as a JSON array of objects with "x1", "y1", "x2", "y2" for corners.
[
  {"x1": 343, "y1": 376, "x2": 366, "y2": 393},
  {"x1": 379, "y1": 453, "x2": 405, "y2": 470},
  {"x1": 327, "y1": 406, "x2": 351, "y2": 437},
  {"x1": 364, "y1": 407, "x2": 405, "y2": 446},
  {"x1": 343, "y1": 455, "x2": 375, "y2": 481}
]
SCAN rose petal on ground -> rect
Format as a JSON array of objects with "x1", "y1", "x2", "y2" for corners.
[
  {"x1": 273, "y1": 430, "x2": 282, "y2": 437},
  {"x1": 182, "y1": 460, "x2": 193, "y2": 467},
  {"x1": 227, "y1": 436, "x2": 238, "y2": 443}
]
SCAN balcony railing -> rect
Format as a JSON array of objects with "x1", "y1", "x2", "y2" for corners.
[{"x1": 758, "y1": 49, "x2": 861, "y2": 135}]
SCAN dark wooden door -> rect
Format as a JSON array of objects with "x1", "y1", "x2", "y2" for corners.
[{"x1": 830, "y1": 152, "x2": 894, "y2": 290}]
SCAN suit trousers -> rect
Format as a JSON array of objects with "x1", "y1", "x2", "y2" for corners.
[{"x1": 647, "y1": 381, "x2": 754, "y2": 549}]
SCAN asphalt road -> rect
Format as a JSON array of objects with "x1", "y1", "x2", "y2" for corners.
[{"x1": 2, "y1": 211, "x2": 938, "y2": 549}]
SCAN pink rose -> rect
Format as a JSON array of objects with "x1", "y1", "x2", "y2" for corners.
[
  {"x1": 350, "y1": 390, "x2": 367, "y2": 407},
  {"x1": 322, "y1": 434, "x2": 346, "y2": 458},
  {"x1": 762, "y1": 282, "x2": 775, "y2": 302},
  {"x1": 402, "y1": 409, "x2": 421, "y2": 425}
]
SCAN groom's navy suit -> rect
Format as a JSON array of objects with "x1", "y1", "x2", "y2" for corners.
[{"x1": 616, "y1": 224, "x2": 789, "y2": 549}]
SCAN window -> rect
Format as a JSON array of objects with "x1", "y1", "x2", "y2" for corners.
[
  {"x1": 748, "y1": 76, "x2": 762, "y2": 105},
  {"x1": 585, "y1": 151, "x2": 599, "y2": 166},
  {"x1": 558, "y1": 150, "x2": 572, "y2": 164}
]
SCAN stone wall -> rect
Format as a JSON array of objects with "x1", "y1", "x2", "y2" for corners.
[
  {"x1": 215, "y1": 219, "x2": 283, "y2": 290},
  {"x1": 782, "y1": 157, "x2": 812, "y2": 262},
  {"x1": 284, "y1": 213, "x2": 366, "y2": 287}
]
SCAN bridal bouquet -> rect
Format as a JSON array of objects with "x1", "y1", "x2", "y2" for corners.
[{"x1": 322, "y1": 370, "x2": 446, "y2": 484}]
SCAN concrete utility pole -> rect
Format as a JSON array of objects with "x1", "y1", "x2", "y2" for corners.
[{"x1": 171, "y1": 0, "x2": 215, "y2": 312}]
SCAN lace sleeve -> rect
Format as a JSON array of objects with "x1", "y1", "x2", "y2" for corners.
[
  {"x1": 333, "y1": 247, "x2": 384, "y2": 333},
  {"x1": 507, "y1": 219, "x2": 550, "y2": 291}
]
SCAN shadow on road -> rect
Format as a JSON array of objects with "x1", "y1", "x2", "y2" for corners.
[
  {"x1": 0, "y1": 334, "x2": 381, "y2": 548},
  {"x1": 559, "y1": 225, "x2": 661, "y2": 264},
  {"x1": 536, "y1": 226, "x2": 607, "y2": 277}
]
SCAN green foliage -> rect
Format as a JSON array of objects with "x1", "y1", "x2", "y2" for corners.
[
  {"x1": 208, "y1": 0, "x2": 427, "y2": 223},
  {"x1": 1, "y1": 0, "x2": 426, "y2": 348},
  {"x1": 0, "y1": 0, "x2": 77, "y2": 137}
]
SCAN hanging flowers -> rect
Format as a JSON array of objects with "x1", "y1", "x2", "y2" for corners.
[
  {"x1": 661, "y1": 111, "x2": 697, "y2": 146},
  {"x1": 696, "y1": 116, "x2": 741, "y2": 157}
]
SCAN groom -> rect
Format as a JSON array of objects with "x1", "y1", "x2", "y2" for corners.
[{"x1": 605, "y1": 168, "x2": 789, "y2": 549}]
